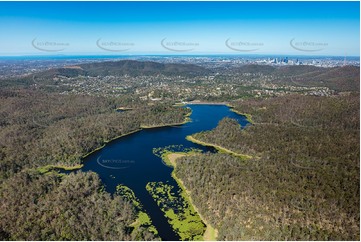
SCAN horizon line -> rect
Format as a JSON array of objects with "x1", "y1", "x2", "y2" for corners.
[{"x1": 0, "y1": 54, "x2": 359, "y2": 58}]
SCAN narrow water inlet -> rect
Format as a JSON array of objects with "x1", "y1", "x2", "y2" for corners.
[{"x1": 71, "y1": 105, "x2": 249, "y2": 240}]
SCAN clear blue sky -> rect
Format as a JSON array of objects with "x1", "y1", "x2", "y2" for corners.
[{"x1": 0, "y1": 1, "x2": 359, "y2": 56}]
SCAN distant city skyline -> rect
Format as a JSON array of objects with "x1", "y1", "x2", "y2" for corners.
[{"x1": 0, "y1": 1, "x2": 359, "y2": 56}]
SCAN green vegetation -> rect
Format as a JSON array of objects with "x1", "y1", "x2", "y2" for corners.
[
  {"x1": 146, "y1": 181, "x2": 206, "y2": 240},
  {"x1": 37, "y1": 164, "x2": 83, "y2": 174},
  {"x1": 116, "y1": 184, "x2": 142, "y2": 209},
  {"x1": 188, "y1": 117, "x2": 257, "y2": 159},
  {"x1": 140, "y1": 106, "x2": 191, "y2": 128},
  {"x1": 175, "y1": 94, "x2": 359, "y2": 240},
  {"x1": 150, "y1": 146, "x2": 217, "y2": 240},
  {"x1": 0, "y1": 89, "x2": 191, "y2": 180},
  {"x1": 0, "y1": 88, "x2": 190, "y2": 240},
  {"x1": 132, "y1": 211, "x2": 159, "y2": 238},
  {"x1": 186, "y1": 135, "x2": 252, "y2": 159},
  {"x1": 116, "y1": 184, "x2": 159, "y2": 240},
  {"x1": 32, "y1": 60, "x2": 210, "y2": 78},
  {"x1": 164, "y1": 152, "x2": 219, "y2": 241},
  {"x1": 1, "y1": 59, "x2": 359, "y2": 241},
  {"x1": 0, "y1": 171, "x2": 150, "y2": 240},
  {"x1": 153, "y1": 145, "x2": 202, "y2": 167},
  {"x1": 227, "y1": 106, "x2": 254, "y2": 123}
]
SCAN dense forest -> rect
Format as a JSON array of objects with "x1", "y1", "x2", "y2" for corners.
[
  {"x1": 0, "y1": 170, "x2": 158, "y2": 240},
  {"x1": 0, "y1": 87, "x2": 189, "y2": 240},
  {"x1": 0, "y1": 59, "x2": 359, "y2": 240},
  {"x1": 31, "y1": 60, "x2": 211, "y2": 78},
  {"x1": 0, "y1": 89, "x2": 189, "y2": 179},
  {"x1": 176, "y1": 94, "x2": 359, "y2": 240}
]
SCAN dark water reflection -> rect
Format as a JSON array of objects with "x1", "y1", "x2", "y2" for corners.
[{"x1": 78, "y1": 105, "x2": 249, "y2": 240}]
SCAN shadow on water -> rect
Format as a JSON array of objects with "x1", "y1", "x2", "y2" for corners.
[{"x1": 65, "y1": 104, "x2": 249, "y2": 241}]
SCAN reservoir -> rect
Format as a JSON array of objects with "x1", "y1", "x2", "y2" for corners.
[{"x1": 79, "y1": 104, "x2": 249, "y2": 240}]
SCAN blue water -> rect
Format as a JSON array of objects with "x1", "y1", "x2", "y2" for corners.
[{"x1": 79, "y1": 104, "x2": 249, "y2": 240}]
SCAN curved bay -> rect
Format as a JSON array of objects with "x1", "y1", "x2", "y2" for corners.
[{"x1": 79, "y1": 104, "x2": 249, "y2": 240}]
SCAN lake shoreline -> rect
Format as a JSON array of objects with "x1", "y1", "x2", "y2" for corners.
[
  {"x1": 48, "y1": 111, "x2": 192, "y2": 172},
  {"x1": 140, "y1": 117, "x2": 191, "y2": 129},
  {"x1": 163, "y1": 152, "x2": 218, "y2": 241},
  {"x1": 37, "y1": 164, "x2": 84, "y2": 173},
  {"x1": 229, "y1": 108, "x2": 253, "y2": 124},
  {"x1": 81, "y1": 128, "x2": 142, "y2": 159},
  {"x1": 186, "y1": 135, "x2": 252, "y2": 159},
  {"x1": 81, "y1": 109, "x2": 192, "y2": 159},
  {"x1": 188, "y1": 101, "x2": 229, "y2": 105},
  {"x1": 60, "y1": 104, "x2": 249, "y2": 240},
  {"x1": 226, "y1": 104, "x2": 254, "y2": 124}
]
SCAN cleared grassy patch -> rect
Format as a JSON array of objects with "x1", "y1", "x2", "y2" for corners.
[{"x1": 153, "y1": 145, "x2": 202, "y2": 167}]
